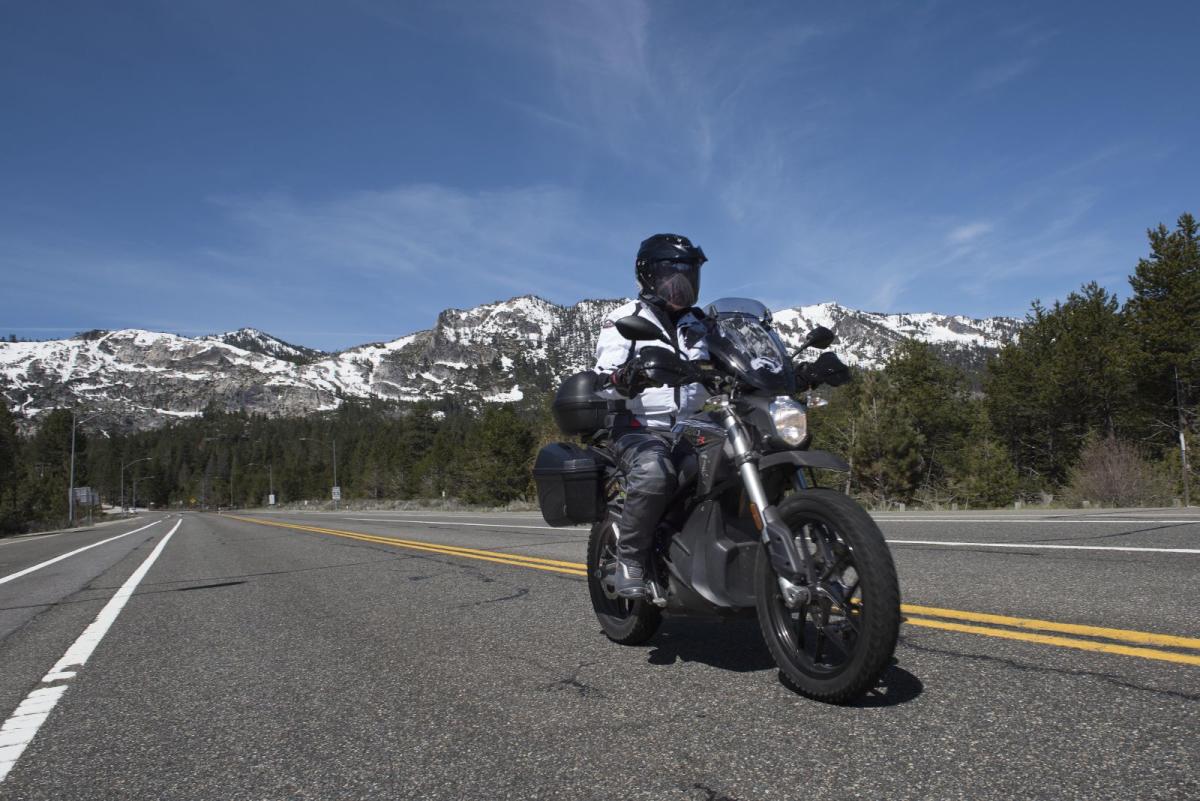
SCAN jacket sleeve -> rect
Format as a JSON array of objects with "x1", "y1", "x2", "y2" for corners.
[
  {"x1": 593, "y1": 316, "x2": 636, "y2": 400},
  {"x1": 594, "y1": 319, "x2": 633, "y2": 374},
  {"x1": 680, "y1": 313, "x2": 710, "y2": 361}
]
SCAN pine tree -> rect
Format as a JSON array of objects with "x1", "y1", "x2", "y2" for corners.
[
  {"x1": 882, "y1": 339, "x2": 972, "y2": 499},
  {"x1": 850, "y1": 372, "x2": 924, "y2": 506},
  {"x1": 1126, "y1": 212, "x2": 1200, "y2": 457},
  {"x1": 460, "y1": 405, "x2": 535, "y2": 506},
  {"x1": 0, "y1": 397, "x2": 21, "y2": 533},
  {"x1": 985, "y1": 283, "x2": 1136, "y2": 491},
  {"x1": 18, "y1": 409, "x2": 75, "y2": 525},
  {"x1": 952, "y1": 407, "x2": 1020, "y2": 508}
]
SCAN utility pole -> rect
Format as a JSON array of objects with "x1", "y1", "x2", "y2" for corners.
[{"x1": 1178, "y1": 366, "x2": 1192, "y2": 507}]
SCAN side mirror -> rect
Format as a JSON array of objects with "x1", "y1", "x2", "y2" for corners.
[
  {"x1": 799, "y1": 325, "x2": 835, "y2": 351},
  {"x1": 615, "y1": 316, "x2": 669, "y2": 344}
]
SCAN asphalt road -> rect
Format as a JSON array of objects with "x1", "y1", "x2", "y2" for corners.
[{"x1": 0, "y1": 507, "x2": 1196, "y2": 800}]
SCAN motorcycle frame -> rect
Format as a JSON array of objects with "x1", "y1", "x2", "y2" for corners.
[{"x1": 602, "y1": 394, "x2": 849, "y2": 617}]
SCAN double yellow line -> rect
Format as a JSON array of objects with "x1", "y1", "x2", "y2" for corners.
[
  {"x1": 902, "y1": 605, "x2": 1200, "y2": 666},
  {"x1": 229, "y1": 515, "x2": 1200, "y2": 667},
  {"x1": 230, "y1": 516, "x2": 587, "y2": 577}
]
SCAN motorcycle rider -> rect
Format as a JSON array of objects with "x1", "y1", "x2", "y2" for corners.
[{"x1": 593, "y1": 233, "x2": 710, "y2": 599}]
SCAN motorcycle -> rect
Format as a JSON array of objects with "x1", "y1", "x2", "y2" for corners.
[{"x1": 533, "y1": 297, "x2": 900, "y2": 703}]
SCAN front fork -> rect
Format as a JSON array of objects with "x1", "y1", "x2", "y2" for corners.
[{"x1": 715, "y1": 403, "x2": 817, "y2": 592}]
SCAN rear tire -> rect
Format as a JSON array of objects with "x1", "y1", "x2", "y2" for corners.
[
  {"x1": 587, "y1": 516, "x2": 661, "y2": 645},
  {"x1": 755, "y1": 489, "x2": 900, "y2": 703}
]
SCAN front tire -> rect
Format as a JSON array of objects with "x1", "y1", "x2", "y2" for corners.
[
  {"x1": 755, "y1": 488, "x2": 900, "y2": 703},
  {"x1": 587, "y1": 516, "x2": 661, "y2": 645}
]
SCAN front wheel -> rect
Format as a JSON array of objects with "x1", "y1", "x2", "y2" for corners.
[
  {"x1": 587, "y1": 516, "x2": 661, "y2": 645},
  {"x1": 755, "y1": 488, "x2": 900, "y2": 703}
]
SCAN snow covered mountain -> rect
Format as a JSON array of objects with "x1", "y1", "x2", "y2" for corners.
[
  {"x1": 0, "y1": 296, "x2": 1019, "y2": 430},
  {"x1": 200, "y1": 328, "x2": 325, "y2": 364}
]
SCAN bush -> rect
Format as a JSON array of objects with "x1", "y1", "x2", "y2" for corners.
[{"x1": 1062, "y1": 435, "x2": 1173, "y2": 507}]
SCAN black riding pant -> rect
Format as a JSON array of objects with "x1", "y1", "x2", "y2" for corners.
[{"x1": 612, "y1": 429, "x2": 678, "y2": 565}]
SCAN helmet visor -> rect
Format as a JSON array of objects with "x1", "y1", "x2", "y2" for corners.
[{"x1": 648, "y1": 260, "x2": 701, "y2": 308}]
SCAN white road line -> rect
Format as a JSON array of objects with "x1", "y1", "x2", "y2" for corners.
[
  {"x1": 0, "y1": 518, "x2": 181, "y2": 783},
  {"x1": 336, "y1": 518, "x2": 1197, "y2": 554},
  {"x1": 887, "y1": 539, "x2": 1200, "y2": 554},
  {"x1": 0, "y1": 518, "x2": 164, "y2": 586}
]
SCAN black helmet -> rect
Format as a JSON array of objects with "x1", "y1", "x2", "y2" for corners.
[{"x1": 635, "y1": 233, "x2": 707, "y2": 309}]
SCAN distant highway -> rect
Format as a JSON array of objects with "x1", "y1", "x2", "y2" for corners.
[{"x1": 0, "y1": 508, "x2": 1196, "y2": 799}]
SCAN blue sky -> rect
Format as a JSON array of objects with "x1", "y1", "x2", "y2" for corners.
[{"x1": 2, "y1": 0, "x2": 1196, "y2": 350}]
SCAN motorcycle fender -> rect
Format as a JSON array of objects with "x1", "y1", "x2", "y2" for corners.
[
  {"x1": 758, "y1": 449, "x2": 849, "y2": 473},
  {"x1": 667, "y1": 500, "x2": 759, "y2": 610}
]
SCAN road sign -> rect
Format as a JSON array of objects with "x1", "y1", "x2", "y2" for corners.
[
  {"x1": 73, "y1": 487, "x2": 99, "y2": 505},
  {"x1": 269, "y1": 493, "x2": 277, "y2": 506},
  {"x1": 331, "y1": 486, "x2": 341, "y2": 501}
]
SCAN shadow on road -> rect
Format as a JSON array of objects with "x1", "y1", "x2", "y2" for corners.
[
  {"x1": 834, "y1": 665, "x2": 924, "y2": 707},
  {"x1": 644, "y1": 617, "x2": 924, "y2": 706},
  {"x1": 645, "y1": 617, "x2": 777, "y2": 672}
]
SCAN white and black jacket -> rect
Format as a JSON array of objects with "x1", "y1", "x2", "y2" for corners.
[{"x1": 593, "y1": 298, "x2": 710, "y2": 430}]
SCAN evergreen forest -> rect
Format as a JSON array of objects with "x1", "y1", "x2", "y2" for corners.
[{"x1": 1, "y1": 213, "x2": 1196, "y2": 534}]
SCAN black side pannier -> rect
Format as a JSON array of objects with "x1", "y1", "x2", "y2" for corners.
[
  {"x1": 552, "y1": 371, "x2": 609, "y2": 436},
  {"x1": 533, "y1": 442, "x2": 605, "y2": 527}
]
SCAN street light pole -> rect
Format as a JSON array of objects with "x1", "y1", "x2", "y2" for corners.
[
  {"x1": 1177, "y1": 366, "x2": 1192, "y2": 507},
  {"x1": 203, "y1": 434, "x2": 246, "y2": 510},
  {"x1": 120, "y1": 457, "x2": 152, "y2": 513},
  {"x1": 69, "y1": 411, "x2": 101, "y2": 526},
  {"x1": 300, "y1": 436, "x2": 339, "y2": 509},
  {"x1": 246, "y1": 461, "x2": 275, "y2": 507},
  {"x1": 131, "y1": 474, "x2": 154, "y2": 511}
]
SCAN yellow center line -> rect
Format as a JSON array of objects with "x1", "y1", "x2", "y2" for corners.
[
  {"x1": 229, "y1": 516, "x2": 587, "y2": 576},
  {"x1": 901, "y1": 603, "x2": 1200, "y2": 650},
  {"x1": 904, "y1": 616, "x2": 1200, "y2": 667},
  {"x1": 228, "y1": 515, "x2": 1199, "y2": 665}
]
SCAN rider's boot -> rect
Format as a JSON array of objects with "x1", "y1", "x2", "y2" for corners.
[{"x1": 612, "y1": 557, "x2": 649, "y2": 599}]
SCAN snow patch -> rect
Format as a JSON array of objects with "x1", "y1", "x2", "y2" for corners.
[{"x1": 485, "y1": 386, "x2": 524, "y2": 402}]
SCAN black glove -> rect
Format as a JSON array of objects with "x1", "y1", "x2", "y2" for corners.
[{"x1": 596, "y1": 358, "x2": 653, "y2": 397}]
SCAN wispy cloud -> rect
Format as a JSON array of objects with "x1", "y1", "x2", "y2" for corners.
[
  {"x1": 969, "y1": 56, "x2": 1036, "y2": 92},
  {"x1": 212, "y1": 183, "x2": 621, "y2": 302},
  {"x1": 947, "y1": 221, "x2": 994, "y2": 245}
]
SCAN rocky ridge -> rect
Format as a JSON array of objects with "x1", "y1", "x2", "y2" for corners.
[{"x1": 0, "y1": 296, "x2": 1019, "y2": 430}]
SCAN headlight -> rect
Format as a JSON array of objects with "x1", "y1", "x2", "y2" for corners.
[{"x1": 769, "y1": 397, "x2": 808, "y2": 446}]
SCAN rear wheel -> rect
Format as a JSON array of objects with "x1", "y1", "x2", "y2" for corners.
[
  {"x1": 587, "y1": 516, "x2": 661, "y2": 645},
  {"x1": 755, "y1": 488, "x2": 900, "y2": 703}
]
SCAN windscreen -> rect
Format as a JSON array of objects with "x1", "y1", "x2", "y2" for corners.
[
  {"x1": 705, "y1": 297, "x2": 772, "y2": 320},
  {"x1": 704, "y1": 298, "x2": 796, "y2": 393}
]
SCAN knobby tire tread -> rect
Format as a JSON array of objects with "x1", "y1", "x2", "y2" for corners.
[{"x1": 756, "y1": 488, "x2": 901, "y2": 704}]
